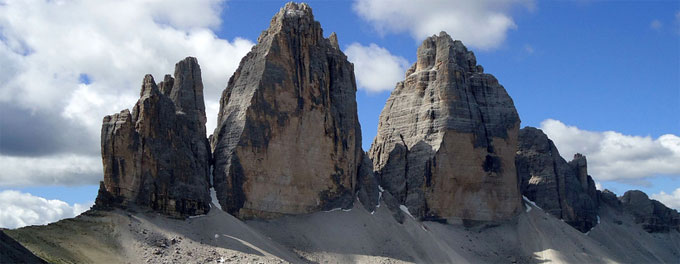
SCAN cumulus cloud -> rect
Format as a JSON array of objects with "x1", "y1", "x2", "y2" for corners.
[
  {"x1": 541, "y1": 119, "x2": 680, "y2": 184},
  {"x1": 0, "y1": 190, "x2": 93, "y2": 229},
  {"x1": 352, "y1": 0, "x2": 533, "y2": 49},
  {"x1": 651, "y1": 188, "x2": 680, "y2": 211},
  {"x1": 0, "y1": 154, "x2": 102, "y2": 187},
  {"x1": 0, "y1": 0, "x2": 254, "y2": 186},
  {"x1": 345, "y1": 43, "x2": 411, "y2": 93}
]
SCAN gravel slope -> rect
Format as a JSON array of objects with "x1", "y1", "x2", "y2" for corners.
[{"x1": 5, "y1": 200, "x2": 679, "y2": 263}]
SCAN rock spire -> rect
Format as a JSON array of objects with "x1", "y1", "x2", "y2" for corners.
[
  {"x1": 368, "y1": 32, "x2": 522, "y2": 222},
  {"x1": 210, "y1": 2, "x2": 364, "y2": 219},
  {"x1": 95, "y1": 57, "x2": 211, "y2": 218}
]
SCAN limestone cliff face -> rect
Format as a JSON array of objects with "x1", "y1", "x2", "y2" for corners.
[
  {"x1": 95, "y1": 57, "x2": 211, "y2": 218},
  {"x1": 211, "y1": 3, "x2": 362, "y2": 219},
  {"x1": 516, "y1": 127, "x2": 599, "y2": 232},
  {"x1": 620, "y1": 190, "x2": 680, "y2": 233},
  {"x1": 368, "y1": 32, "x2": 521, "y2": 222}
]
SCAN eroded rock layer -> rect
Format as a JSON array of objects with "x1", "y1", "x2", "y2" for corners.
[
  {"x1": 368, "y1": 32, "x2": 521, "y2": 222},
  {"x1": 211, "y1": 3, "x2": 362, "y2": 219},
  {"x1": 516, "y1": 127, "x2": 599, "y2": 232},
  {"x1": 95, "y1": 57, "x2": 211, "y2": 218}
]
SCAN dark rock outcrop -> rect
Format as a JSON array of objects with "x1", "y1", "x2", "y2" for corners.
[
  {"x1": 620, "y1": 190, "x2": 680, "y2": 232},
  {"x1": 211, "y1": 3, "x2": 363, "y2": 219},
  {"x1": 95, "y1": 57, "x2": 211, "y2": 218},
  {"x1": 516, "y1": 127, "x2": 599, "y2": 232},
  {"x1": 368, "y1": 32, "x2": 521, "y2": 222},
  {"x1": 0, "y1": 230, "x2": 46, "y2": 264}
]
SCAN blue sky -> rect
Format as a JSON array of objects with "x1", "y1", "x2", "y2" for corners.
[{"x1": 0, "y1": 0, "x2": 678, "y2": 228}]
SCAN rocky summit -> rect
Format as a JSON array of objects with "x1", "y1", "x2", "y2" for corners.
[
  {"x1": 516, "y1": 127, "x2": 599, "y2": 232},
  {"x1": 210, "y1": 2, "x2": 363, "y2": 219},
  {"x1": 619, "y1": 190, "x2": 680, "y2": 232},
  {"x1": 95, "y1": 57, "x2": 211, "y2": 218},
  {"x1": 368, "y1": 32, "x2": 521, "y2": 222}
]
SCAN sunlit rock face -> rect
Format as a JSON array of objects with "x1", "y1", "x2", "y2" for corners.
[
  {"x1": 211, "y1": 3, "x2": 363, "y2": 219},
  {"x1": 96, "y1": 57, "x2": 211, "y2": 218},
  {"x1": 369, "y1": 32, "x2": 521, "y2": 222}
]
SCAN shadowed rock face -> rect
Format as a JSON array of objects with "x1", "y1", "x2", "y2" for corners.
[
  {"x1": 368, "y1": 32, "x2": 521, "y2": 222},
  {"x1": 620, "y1": 190, "x2": 680, "y2": 233},
  {"x1": 516, "y1": 127, "x2": 599, "y2": 232},
  {"x1": 211, "y1": 2, "x2": 363, "y2": 219},
  {"x1": 95, "y1": 57, "x2": 211, "y2": 218}
]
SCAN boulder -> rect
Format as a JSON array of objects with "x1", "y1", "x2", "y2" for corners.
[
  {"x1": 516, "y1": 127, "x2": 599, "y2": 232},
  {"x1": 368, "y1": 32, "x2": 521, "y2": 222},
  {"x1": 211, "y1": 2, "x2": 363, "y2": 219},
  {"x1": 95, "y1": 57, "x2": 211, "y2": 218}
]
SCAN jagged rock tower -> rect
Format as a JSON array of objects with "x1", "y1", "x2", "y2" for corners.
[
  {"x1": 515, "y1": 127, "x2": 599, "y2": 232},
  {"x1": 95, "y1": 57, "x2": 211, "y2": 218},
  {"x1": 369, "y1": 32, "x2": 521, "y2": 222},
  {"x1": 211, "y1": 3, "x2": 364, "y2": 219}
]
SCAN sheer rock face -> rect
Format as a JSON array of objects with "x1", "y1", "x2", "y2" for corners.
[
  {"x1": 620, "y1": 190, "x2": 680, "y2": 233},
  {"x1": 368, "y1": 32, "x2": 521, "y2": 222},
  {"x1": 516, "y1": 127, "x2": 599, "y2": 232},
  {"x1": 211, "y1": 2, "x2": 362, "y2": 219},
  {"x1": 96, "y1": 57, "x2": 211, "y2": 218}
]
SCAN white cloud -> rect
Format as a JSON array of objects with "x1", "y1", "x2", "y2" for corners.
[
  {"x1": 650, "y1": 19, "x2": 663, "y2": 31},
  {"x1": 352, "y1": 0, "x2": 534, "y2": 49},
  {"x1": 0, "y1": 154, "x2": 102, "y2": 186},
  {"x1": 541, "y1": 119, "x2": 680, "y2": 183},
  {"x1": 345, "y1": 43, "x2": 411, "y2": 93},
  {"x1": 0, "y1": 0, "x2": 253, "y2": 136},
  {"x1": 0, "y1": 190, "x2": 93, "y2": 229},
  {"x1": 651, "y1": 188, "x2": 680, "y2": 211},
  {"x1": 0, "y1": 0, "x2": 254, "y2": 186}
]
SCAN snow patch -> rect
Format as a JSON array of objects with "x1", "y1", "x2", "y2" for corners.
[
  {"x1": 214, "y1": 234, "x2": 219, "y2": 239},
  {"x1": 210, "y1": 187, "x2": 222, "y2": 211},
  {"x1": 376, "y1": 185, "x2": 384, "y2": 208},
  {"x1": 525, "y1": 203, "x2": 532, "y2": 212},
  {"x1": 342, "y1": 208, "x2": 352, "y2": 212},
  {"x1": 324, "y1": 208, "x2": 342, "y2": 213},
  {"x1": 399, "y1": 205, "x2": 414, "y2": 218},
  {"x1": 597, "y1": 215, "x2": 600, "y2": 224},
  {"x1": 522, "y1": 196, "x2": 542, "y2": 210},
  {"x1": 188, "y1": 214, "x2": 207, "y2": 219}
]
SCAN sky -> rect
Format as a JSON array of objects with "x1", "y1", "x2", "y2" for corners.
[{"x1": 0, "y1": 0, "x2": 678, "y2": 228}]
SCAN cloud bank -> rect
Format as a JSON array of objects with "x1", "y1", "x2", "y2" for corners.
[
  {"x1": 0, "y1": 190, "x2": 92, "y2": 229},
  {"x1": 651, "y1": 188, "x2": 680, "y2": 211},
  {"x1": 352, "y1": 0, "x2": 533, "y2": 49},
  {"x1": 345, "y1": 43, "x2": 411, "y2": 93},
  {"x1": 0, "y1": 0, "x2": 254, "y2": 186},
  {"x1": 540, "y1": 119, "x2": 680, "y2": 184}
]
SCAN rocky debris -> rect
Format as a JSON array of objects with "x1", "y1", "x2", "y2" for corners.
[
  {"x1": 620, "y1": 190, "x2": 680, "y2": 232},
  {"x1": 211, "y1": 2, "x2": 363, "y2": 219},
  {"x1": 0, "y1": 230, "x2": 47, "y2": 263},
  {"x1": 516, "y1": 127, "x2": 599, "y2": 232},
  {"x1": 368, "y1": 31, "x2": 521, "y2": 222},
  {"x1": 95, "y1": 57, "x2": 211, "y2": 218}
]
